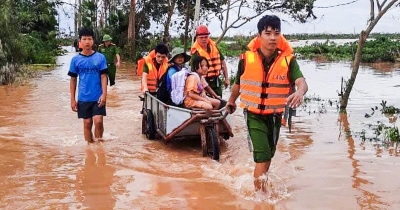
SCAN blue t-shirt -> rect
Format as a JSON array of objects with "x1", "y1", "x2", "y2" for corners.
[{"x1": 68, "y1": 52, "x2": 108, "y2": 102}]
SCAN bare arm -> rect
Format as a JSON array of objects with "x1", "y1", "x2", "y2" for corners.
[
  {"x1": 141, "y1": 72, "x2": 149, "y2": 93},
  {"x1": 70, "y1": 77, "x2": 77, "y2": 112},
  {"x1": 98, "y1": 74, "x2": 108, "y2": 107},
  {"x1": 116, "y1": 54, "x2": 121, "y2": 67},
  {"x1": 187, "y1": 90, "x2": 210, "y2": 102},
  {"x1": 226, "y1": 84, "x2": 240, "y2": 113},
  {"x1": 221, "y1": 60, "x2": 229, "y2": 88},
  {"x1": 286, "y1": 77, "x2": 308, "y2": 108},
  {"x1": 205, "y1": 86, "x2": 220, "y2": 99}
]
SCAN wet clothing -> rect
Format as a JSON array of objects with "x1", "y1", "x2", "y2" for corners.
[
  {"x1": 77, "y1": 101, "x2": 106, "y2": 119},
  {"x1": 191, "y1": 41, "x2": 225, "y2": 97},
  {"x1": 99, "y1": 43, "x2": 120, "y2": 86},
  {"x1": 68, "y1": 51, "x2": 108, "y2": 102},
  {"x1": 246, "y1": 112, "x2": 281, "y2": 162},
  {"x1": 236, "y1": 41, "x2": 304, "y2": 163}
]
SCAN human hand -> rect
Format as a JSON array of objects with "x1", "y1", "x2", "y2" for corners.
[
  {"x1": 286, "y1": 91, "x2": 304, "y2": 108},
  {"x1": 141, "y1": 88, "x2": 149, "y2": 94},
  {"x1": 98, "y1": 95, "x2": 107, "y2": 107},
  {"x1": 224, "y1": 79, "x2": 229, "y2": 89},
  {"x1": 71, "y1": 99, "x2": 78, "y2": 112},
  {"x1": 226, "y1": 101, "x2": 236, "y2": 114},
  {"x1": 116, "y1": 61, "x2": 120, "y2": 67}
]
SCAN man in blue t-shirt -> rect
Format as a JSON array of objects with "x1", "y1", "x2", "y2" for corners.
[{"x1": 68, "y1": 27, "x2": 108, "y2": 143}]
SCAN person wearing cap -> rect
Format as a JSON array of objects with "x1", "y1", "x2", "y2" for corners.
[
  {"x1": 190, "y1": 25, "x2": 229, "y2": 97},
  {"x1": 226, "y1": 15, "x2": 308, "y2": 192},
  {"x1": 141, "y1": 44, "x2": 169, "y2": 94},
  {"x1": 98, "y1": 34, "x2": 121, "y2": 86}
]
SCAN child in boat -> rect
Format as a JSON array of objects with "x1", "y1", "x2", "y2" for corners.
[{"x1": 183, "y1": 56, "x2": 221, "y2": 110}]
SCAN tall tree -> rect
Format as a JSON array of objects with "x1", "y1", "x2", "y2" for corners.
[
  {"x1": 340, "y1": 0, "x2": 400, "y2": 111},
  {"x1": 128, "y1": 0, "x2": 136, "y2": 58},
  {"x1": 163, "y1": 0, "x2": 177, "y2": 49}
]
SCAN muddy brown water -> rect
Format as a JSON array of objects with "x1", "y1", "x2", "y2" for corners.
[{"x1": 1, "y1": 46, "x2": 400, "y2": 209}]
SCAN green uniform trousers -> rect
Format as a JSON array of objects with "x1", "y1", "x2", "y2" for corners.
[
  {"x1": 246, "y1": 112, "x2": 282, "y2": 162},
  {"x1": 108, "y1": 64, "x2": 116, "y2": 86},
  {"x1": 205, "y1": 76, "x2": 223, "y2": 97}
]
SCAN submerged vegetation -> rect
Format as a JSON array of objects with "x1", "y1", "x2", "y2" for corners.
[{"x1": 356, "y1": 101, "x2": 400, "y2": 150}]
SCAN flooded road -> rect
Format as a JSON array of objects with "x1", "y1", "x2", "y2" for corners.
[{"x1": 1, "y1": 46, "x2": 400, "y2": 209}]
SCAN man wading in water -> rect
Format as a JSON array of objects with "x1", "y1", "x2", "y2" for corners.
[
  {"x1": 68, "y1": 27, "x2": 108, "y2": 143},
  {"x1": 226, "y1": 15, "x2": 308, "y2": 192}
]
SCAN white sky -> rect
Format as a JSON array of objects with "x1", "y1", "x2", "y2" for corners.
[{"x1": 59, "y1": 0, "x2": 400, "y2": 36}]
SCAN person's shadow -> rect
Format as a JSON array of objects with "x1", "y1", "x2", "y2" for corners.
[{"x1": 75, "y1": 145, "x2": 116, "y2": 209}]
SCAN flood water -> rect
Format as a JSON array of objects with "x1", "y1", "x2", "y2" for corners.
[{"x1": 1, "y1": 46, "x2": 400, "y2": 209}]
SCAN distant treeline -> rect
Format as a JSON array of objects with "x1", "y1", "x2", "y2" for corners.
[
  {"x1": 284, "y1": 33, "x2": 400, "y2": 40},
  {"x1": 218, "y1": 33, "x2": 400, "y2": 41}
]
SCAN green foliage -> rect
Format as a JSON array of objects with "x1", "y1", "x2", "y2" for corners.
[
  {"x1": 285, "y1": 33, "x2": 400, "y2": 40},
  {"x1": 294, "y1": 37, "x2": 400, "y2": 62},
  {"x1": 0, "y1": 0, "x2": 59, "y2": 84},
  {"x1": 385, "y1": 127, "x2": 400, "y2": 143},
  {"x1": 359, "y1": 101, "x2": 400, "y2": 146},
  {"x1": 217, "y1": 42, "x2": 244, "y2": 57}
]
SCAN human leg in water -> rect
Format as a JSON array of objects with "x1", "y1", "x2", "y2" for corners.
[
  {"x1": 83, "y1": 118, "x2": 94, "y2": 143},
  {"x1": 254, "y1": 161, "x2": 271, "y2": 192},
  {"x1": 93, "y1": 115, "x2": 104, "y2": 141}
]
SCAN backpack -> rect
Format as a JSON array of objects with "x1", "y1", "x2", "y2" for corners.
[{"x1": 170, "y1": 68, "x2": 199, "y2": 106}]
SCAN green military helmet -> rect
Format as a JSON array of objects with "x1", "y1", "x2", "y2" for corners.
[{"x1": 102, "y1": 34, "x2": 112, "y2": 42}]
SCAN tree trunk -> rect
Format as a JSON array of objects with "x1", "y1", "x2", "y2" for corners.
[
  {"x1": 183, "y1": 0, "x2": 191, "y2": 52},
  {"x1": 128, "y1": 0, "x2": 136, "y2": 62},
  {"x1": 340, "y1": 0, "x2": 399, "y2": 111},
  {"x1": 340, "y1": 31, "x2": 367, "y2": 111},
  {"x1": 163, "y1": 0, "x2": 176, "y2": 50},
  {"x1": 215, "y1": 0, "x2": 231, "y2": 44}
]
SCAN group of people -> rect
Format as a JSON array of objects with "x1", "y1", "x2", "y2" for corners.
[
  {"x1": 139, "y1": 25, "x2": 228, "y2": 110},
  {"x1": 68, "y1": 15, "x2": 308, "y2": 192}
]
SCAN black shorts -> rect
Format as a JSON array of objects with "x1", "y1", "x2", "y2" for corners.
[{"x1": 77, "y1": 101, "x2": 106, "y2": 119}]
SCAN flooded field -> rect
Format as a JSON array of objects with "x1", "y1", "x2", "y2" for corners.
[{"x1": 0, "y1": 46, "x2": 400, "y2": 209}]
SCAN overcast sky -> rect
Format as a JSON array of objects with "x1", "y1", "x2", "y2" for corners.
[{"x1": 59, "y1": 0, "x2": 400, "y2": 36}]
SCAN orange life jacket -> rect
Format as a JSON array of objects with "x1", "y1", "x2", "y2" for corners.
[
  {"x1": 141, "y1": 56, "x2": 168, "y2": 93},
  {"x1": 239, "y1": 50, "x2": 293, "y2": 115},
  {"x1": 247, "y1": 34, "x2": 293, "y2": 54},
  {"x1": 190, "y1": 39, "x2": 222, "y2": 78},
  {"x1": 137, "y1": 50, "x2": 156, "y2": 76}
]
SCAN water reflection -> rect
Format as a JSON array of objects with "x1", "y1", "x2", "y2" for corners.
[
  {"x1": 75, "y1": 145, "x2": 116, "y2": 209},
  {"x1": 339, "y1": 113, "x2": 389, "y2": 209}
]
